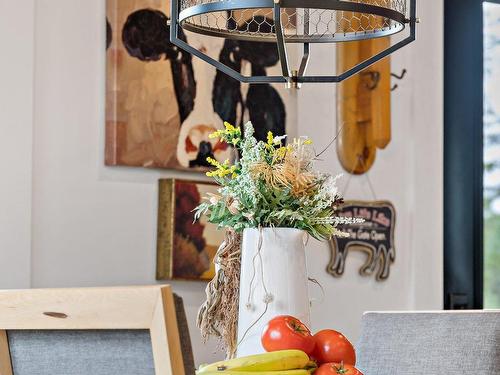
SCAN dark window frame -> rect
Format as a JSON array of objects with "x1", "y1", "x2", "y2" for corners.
[{"x1": 444, "y1": 0, "x2": 500, "y2": 309}]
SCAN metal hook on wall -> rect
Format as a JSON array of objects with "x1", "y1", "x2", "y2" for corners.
[
  {"x1": 391, "y1": 69, "x2": 407, "y2": 91},
  {"x1": 360, "y1": 69, "x2": 407, "y2": 92}
]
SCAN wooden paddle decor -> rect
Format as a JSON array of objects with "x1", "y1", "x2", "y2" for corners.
[
  {"x1": 337, "y1": 8, "x2": 392, "y2": 175},
  {"x1": 328, "y1": 201, "x2": 396, "y2": 281}
]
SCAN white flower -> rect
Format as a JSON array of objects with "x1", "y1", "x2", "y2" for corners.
[
  {"x1": 227, "y1": 198, "x2": 240, "y2": 215},
  {"x1": 273, "y1": 135, "x2": 287, "y2": 145},
  {"x1": 207, "y1": 193, "x2": 221, "y2": 205},
  {"x1": 334, "y1": 216, "x2": 365, "y2": 225},
  {"x1": 243, "y1": 212, "x2": 254, "y2": 220},
  {"x1": 320, "y1": 174, "x2": 342, "y2": 201}
]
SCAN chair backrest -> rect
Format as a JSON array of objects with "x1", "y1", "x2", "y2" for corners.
[
  {"x1": 173, "y1": 293, "x2": 196, "y2": 375},
  {"x1": 0, "y1": 286, "x2": 195, "y2": 375},
  {"x1": 356, "y1": 311, "x2": 500, "y2": 375}
]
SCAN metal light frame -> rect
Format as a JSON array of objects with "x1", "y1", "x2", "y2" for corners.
[{"x1": 170, "y1": 0, "x2": 417, "y2": 84}]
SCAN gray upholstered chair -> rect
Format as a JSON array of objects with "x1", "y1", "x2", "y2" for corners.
[
  {"x1": 0, "y1": 286, "x2": 196, "y2": 375},
  {"x1": 356, "y1": 311, "x2": 500, "y2": 375}
]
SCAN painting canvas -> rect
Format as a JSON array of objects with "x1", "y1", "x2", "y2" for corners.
[
  {"x1": 156, "y1": 179, "x2": 224, "y2": 280},
  {"x1": 105, "y1": 0, "x2": 291, "y2": 171}
]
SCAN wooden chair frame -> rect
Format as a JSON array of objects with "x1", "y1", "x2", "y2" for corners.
[{"x1": 0, "y1": 285, "x2": 185, "y2": 375}]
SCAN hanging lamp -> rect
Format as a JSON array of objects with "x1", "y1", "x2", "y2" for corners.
[{"x1": 170, "y1": 0, "x2": 417, "y2": 85}]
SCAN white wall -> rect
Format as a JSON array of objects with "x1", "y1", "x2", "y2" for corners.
[
  {"x1": 0, "y1": 0, "x2": 443, "y2": 366},
  {"x1": 300, "y1": 0, "x2": 444, "y2": 339},
  {"x1": 0, "y1": 0, "x2": 34, "y2": 289}
]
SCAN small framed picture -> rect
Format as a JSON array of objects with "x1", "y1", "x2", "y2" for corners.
[{"x1": 156, "y1": 179, "x2": 224, "y2": 281}]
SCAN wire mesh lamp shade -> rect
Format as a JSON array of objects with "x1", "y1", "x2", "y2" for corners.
[{"x1": 170, "y1": 0, "x2": 417, "y2": 84}]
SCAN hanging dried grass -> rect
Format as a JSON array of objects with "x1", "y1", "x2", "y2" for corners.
[{"x1": 197, "y1": 229, "x2": 242, "y2": 359}]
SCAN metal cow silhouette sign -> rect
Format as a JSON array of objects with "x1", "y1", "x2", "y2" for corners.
[{"x1": 328, "y1": 201, "x2": 396, "y2": 281}]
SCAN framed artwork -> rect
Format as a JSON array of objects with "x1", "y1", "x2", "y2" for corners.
[
  {"x1": 156, "y1": 179, "x2": 224, "y2": 280},
  {"x1": 105, "y1": 0, "x2": 290, "y2": 172}
]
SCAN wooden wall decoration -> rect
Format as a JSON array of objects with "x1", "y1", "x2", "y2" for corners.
[
  {"x1": 336, "y1": 6, "x2": 393, "y2": 175},
  {"x1": 328, "y1": 201, "x2": 396, "y2": 281}
]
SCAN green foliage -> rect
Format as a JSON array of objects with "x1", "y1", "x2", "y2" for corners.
[{"x1": 195, "y1": 122, "x2": 361, "y2": 241}]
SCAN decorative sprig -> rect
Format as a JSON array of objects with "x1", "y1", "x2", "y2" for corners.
[
  {"x1": 205, "y1": 158, "x2": 238, "y2": 179},
  {"x1": 208, "y1": 121, "x2": 242, "y2": 147}
]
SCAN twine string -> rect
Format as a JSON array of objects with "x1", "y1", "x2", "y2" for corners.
[
  {"x1": 315, "y1": 122, "x2": 346, "y2": 160},
  {"x1": 358, "y1": 155, "x2": 377, "y2": 200},
  {"x1": 342, "y1": 154, "x2": 377, "y2": 200},
  {"x1": 237, "y1": 227, "x2": 273, "y2": 349},
  {"x1": 308, "y1": 277, "x2": 326, "y2": 306}
]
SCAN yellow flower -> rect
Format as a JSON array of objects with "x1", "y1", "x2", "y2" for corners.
[
  {"x1": 208, "y1": 131, "x2": 221, "y2": 139},
  {"x1": 208, "y1": 122, "x2": 241, "y2": 144},
  {"x1": 206, "y1": 156, "x2": 238, "y2": 180},
  {"x1": 267, "y1": 131, "x2": 274, "y2": 146},
  {"x1": 304, "y1": 139, "x2": 313, "y2": 145},
  {"x1": 206, "y1": 157, "x2": 220, "y2": 168},
  {"x1": 224, "y1": 121, "x2": 236, "y2": 132},
  {"x1": 275, "y1": 146, "x2": 288, "y2": 159}
]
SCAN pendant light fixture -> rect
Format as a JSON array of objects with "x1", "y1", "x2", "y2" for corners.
[{"x1": 170, "y1": 0, "x2": 417, "y2": 86}]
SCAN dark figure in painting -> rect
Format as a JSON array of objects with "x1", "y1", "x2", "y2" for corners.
[
  {"x1": 122, "y1": 9, "x2": 196, "y2": 122},
  {"x1": 189, "y1": 141, "x2": 216, "y2": 168},
  {"x1": 106, "y1": 18, "x2": 112, "y2": 50},
  {"x1": 212, "y1": 38, "x2": 244, "y2": 127},
  {"x1": 246, "y1": 82, "x2": 287, "y2": 142},
  {"x1": 212, "y1": 16, "x2": 286, "y2": 142}
]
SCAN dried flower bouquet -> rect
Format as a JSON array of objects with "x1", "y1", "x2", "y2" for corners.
[
  {"x1": 196, "y1": 122, "x2": 362, "y2": 357},
  {"x1": 195, "y1": 121, "x2": 361, "y2": 240}
]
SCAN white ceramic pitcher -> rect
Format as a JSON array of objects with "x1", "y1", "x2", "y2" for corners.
[{"x1": 236, "y1": 228, "x2": 311, "y2": 357}]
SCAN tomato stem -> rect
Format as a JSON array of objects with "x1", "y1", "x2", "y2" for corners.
[{"x1": 333, "y1": 362, "x2": 349, "y2": 374}]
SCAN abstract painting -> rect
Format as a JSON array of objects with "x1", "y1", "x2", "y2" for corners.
[
  {"x1": 105, "y1": 0, "x2": 290, "y2": 171},
  {"x1": 156, "y1": 179, "x2": 225, "y2": 280}
]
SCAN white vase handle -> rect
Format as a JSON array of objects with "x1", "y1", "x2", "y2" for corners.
[{"x1": 302, "y1": 232, "x2": 310, "y2": 246}]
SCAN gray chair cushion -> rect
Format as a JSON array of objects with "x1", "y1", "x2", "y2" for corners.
[
  {"x1": 8, "y1": 330, "x2": 155, "y2": 375},
  {"x1": 356, "y1": 311, "x2": 500, "y2": 375}
]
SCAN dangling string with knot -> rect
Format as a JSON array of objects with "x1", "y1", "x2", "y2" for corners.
[
  {"x1": 197, "y1": 229, "x2": 242, "y2": 358},
  {"x1": 237, "y1": 226, "x2": 274, "y2": 349}
]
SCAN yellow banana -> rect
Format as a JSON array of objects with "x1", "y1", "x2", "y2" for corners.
[
  {"x1": 198, "y1": 370, "x2": 311, "y2": 375},
  {"x1": 197, "y1": 350, "x2": 310, "y2": 373}
]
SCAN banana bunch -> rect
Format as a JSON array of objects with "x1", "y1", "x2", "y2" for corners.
[{"x1": 196, "y1": 350, "x2": 315, "y2": 375}]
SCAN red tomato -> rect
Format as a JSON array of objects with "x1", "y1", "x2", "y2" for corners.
[
  {"x1": 312, "y1": 330, "x2": 356, "y2": 365},
  {"x1": 315, "y1": 363, "x2": 363, "y2": 375},
  {"x1": 261, "y1": 315, "x2": 315, "y2": 355}
]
